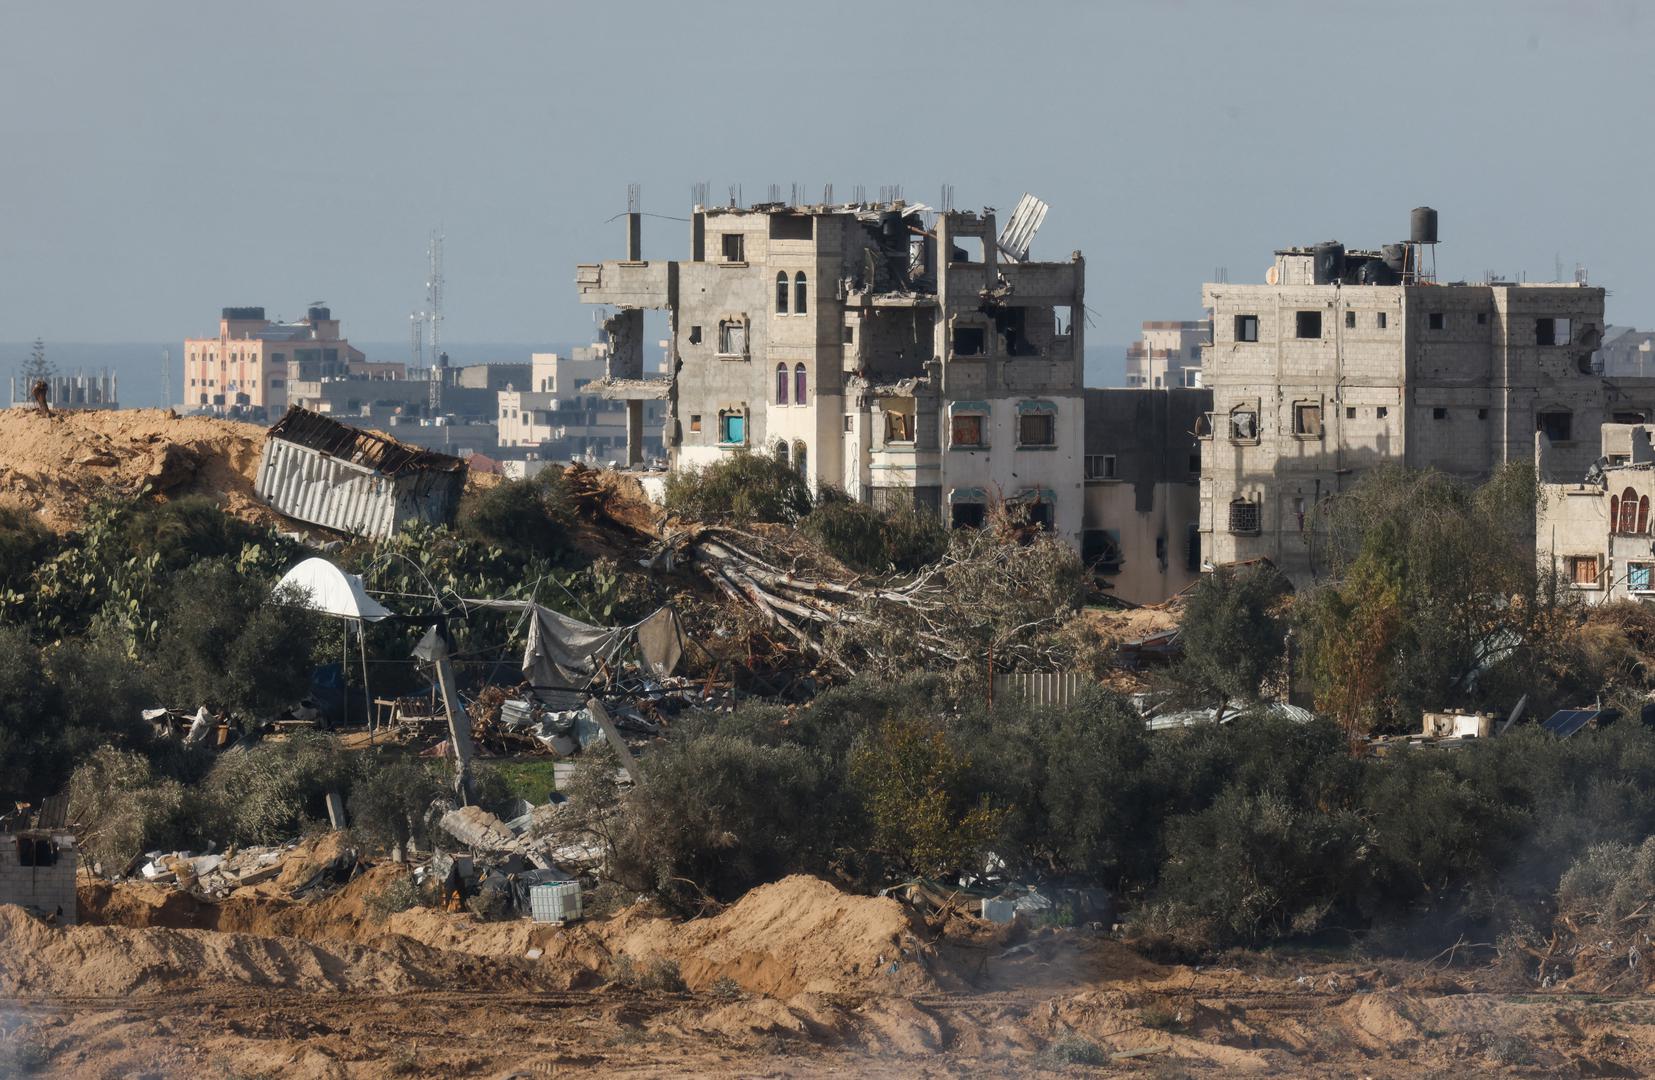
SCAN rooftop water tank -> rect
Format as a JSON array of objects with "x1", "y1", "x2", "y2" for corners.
[{"x1": 1410, "y1": 207, "x2": 1439, "y2": 245}]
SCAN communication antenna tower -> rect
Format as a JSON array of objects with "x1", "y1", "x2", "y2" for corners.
[{"x1": 426, "y1": 229, "x2": 445, "y2": 365}]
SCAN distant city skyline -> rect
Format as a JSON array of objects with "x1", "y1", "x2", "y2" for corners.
[{"x1": 3, "y1": 1, "x2": 1652, "y2": 352}]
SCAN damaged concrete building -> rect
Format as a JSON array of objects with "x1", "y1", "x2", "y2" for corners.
[
  {"x1": 1082, "y1": 387, "x2": 1208, "y2": 604},
  {"x1": 1199, "y1": 208, "x2": 1655, "y2": 582},
  {"x1": 575, "y1": 195, "x2": 1087, "y2": 539},
  {"x1": 1538, "y1": 423, "x2": 1655, "y2": 602}
]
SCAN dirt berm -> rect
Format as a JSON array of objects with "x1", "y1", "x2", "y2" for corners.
[
  {"x1": 74, "y1": 866, "x2": 948, "y2": 999},
  {"x1": 0, "y1": 407, "x2": 271, "y2": 531}
]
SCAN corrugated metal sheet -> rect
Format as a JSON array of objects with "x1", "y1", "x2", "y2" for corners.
[
  {"x1": 992, "y1": 671, "x2": 1090, "y2": 707},
  {"x1": 255, "y1": 437, "x2": 464, "y2": 539},
  {"x1": 265, "y1": 406, "x2": 466, "y2": 476}
]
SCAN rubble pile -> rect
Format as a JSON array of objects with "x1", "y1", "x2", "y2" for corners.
[{"x1": 467, "y1": 676, "x2": 726, "y2": 757}]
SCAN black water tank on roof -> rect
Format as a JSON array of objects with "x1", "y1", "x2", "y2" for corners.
[
  {"x1": 1312, "y1": 242, "x2": 1345, "y2": 285},
  {"x1": 222, "y1": 306, "x2": 265, "y2": 321},
  {"x1": 1410, "y1": 207, "x2": 1439, "y2": 245},
  {"x1": 1357, "y1": 258, "x2": 1399, "y2": 286},
  {"x1": 308, "y1": 306, "x2": 331, "y2": 322}
]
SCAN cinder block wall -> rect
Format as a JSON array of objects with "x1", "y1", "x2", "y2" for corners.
[{"x1": 0, "y1": 834, "x2": 77, "y2": 924}]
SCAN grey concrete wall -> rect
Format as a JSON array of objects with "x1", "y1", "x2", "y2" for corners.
[{"x1": 0, "y1": 835, "x2": 77, "y2": 923}]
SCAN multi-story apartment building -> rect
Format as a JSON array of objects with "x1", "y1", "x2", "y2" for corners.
[
  {"x1": 1125, "y1": 320, "x2": 1209, "y2": 389},
  {"x1": 1199, "y1": 215, "x2": 1655, "y2": 582},
  {"x1": 497, "y1": 346, "x2": 665, "y2": 461},
  {"x1": 575, "y1": 199, "x2": 1086, "y2": 539},
  {"x1": 184, "y1": 306, "x2": 376, "y2": 417}
]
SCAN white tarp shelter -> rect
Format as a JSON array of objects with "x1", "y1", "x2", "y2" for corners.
[
  {"x1": 275, "y1": 557, "x2": 394, "y2": 729},
  {"x1": 277, "y1": 557, "x2": 392, "y2": 621}
]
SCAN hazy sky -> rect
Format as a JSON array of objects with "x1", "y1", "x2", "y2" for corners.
[{"x1": 3, "y1": 0, "x2": 1653, "y2": 352}]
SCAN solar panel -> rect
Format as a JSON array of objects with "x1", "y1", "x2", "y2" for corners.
[{"x1": 1542, "y1": 710, "x2": 1598, "y2": 737}]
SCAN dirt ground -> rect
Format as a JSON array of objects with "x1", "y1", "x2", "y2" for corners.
[{"x1": 0, "y1": 860, "x2": 1648, "y2": 1078}]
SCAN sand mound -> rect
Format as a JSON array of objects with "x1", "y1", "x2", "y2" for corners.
[
  {"x1": 612, "y1": 875, "x2": 940, "y2": 997},
  {"x1": 0, "y1": 900, "x2": 599, "y2": 998},
  {"x1": 0, "y1": 407, "x2": 273, "y2": 531}
]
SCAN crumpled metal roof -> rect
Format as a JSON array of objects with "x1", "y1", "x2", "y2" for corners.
[{"x1": 266, "y1": 406, "x2": 466, "y2": 476}]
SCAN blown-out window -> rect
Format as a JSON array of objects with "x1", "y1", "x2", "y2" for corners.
[
  {"x1": 718, "y1": 321, "x2": 747, "y2": 356},
  {"x1": 794, "y1": 273, "x2": 808, "y2": 315},
  {"x1": 775, "y1": 273, "x2": 789, "y2": 315},
  {"x1": 1228, "y1": 499, "x2": 1260, "y2": 535}
]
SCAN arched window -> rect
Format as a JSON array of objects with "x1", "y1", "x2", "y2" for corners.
[
  {"x1": 775, "y1": 272, "x2": 789, "y2": 315},
  {"x1": 794, "y1": 363, "x2": 807, "y2": 405},
  {"x1": 1641, "y1": 496, "x2": 1650, "y2": 534},
  {"x1": 794, "y1": 272, "x2": 808, "y2": 315},
  {"x1": 1621, "y1": 487, "x2": 1640, "y2": 533},
  {"x1": 793, "y1": 440, "x2": 807, "y2": 477},
  {"x1": 775, "y1": 362, "x2": 789, "y2": 405},
  {"x1": 774, "y1": 440, "x2": 789, "y2": 467}
]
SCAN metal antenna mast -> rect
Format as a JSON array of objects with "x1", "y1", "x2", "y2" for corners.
[{"x1": 426, "y1": 229, "x2": 445, "y2": 364}]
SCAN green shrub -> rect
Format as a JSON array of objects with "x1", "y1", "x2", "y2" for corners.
[
  {"x1": 349, "y1": 755, "x2": 448, "y2": 854},
  {"x1": 458, "y1": 468, "x2": 576, "y2": 560},
  {"x1": 0, "y1": 506, "x2": 55, "y2": 591},
  {"x1": 0, "y1": 627, "x2": 67, "y2": 803},
  {"x1": 596, "y1": 730, "x2": 838, "y2": 910},
  {"x1": 801, "y1": 491, "x2": 948, "y2": 574},
  {"x1": 609, "y1": 955, "x2": 687, "y2": 993},
  {"x1": 1169, "y1": 562, "x2": 1292, "y2": 709},
  {"x1": 144, "y1": 559, "x2": 325, "y2": 720},
  {"x1": 367, "y1": 872, "x2": 423, "y2": 919},
  {"x1": 202, "y1": 732, "x2": 360, "y2": 845},
  {"x1": 1135, "y1": 787, "x2": 1368, "y2": 951},
  {"x1": 1035, "y1": 1035, "x2": 1108, "y2": 1067},
  {"x1": 121, "y1": 496, "x2": 273, "y2": 573},
  {"x1": 662, "y1": 453, "x2": 810, "y2": 524},
  {"x1": 67, "y1": 747, "x2": 198, "y2": 870}
]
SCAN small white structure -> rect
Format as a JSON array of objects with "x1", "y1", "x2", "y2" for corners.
[{"x1": 276, "y1": 558, "x2": 392, "y2": 621}]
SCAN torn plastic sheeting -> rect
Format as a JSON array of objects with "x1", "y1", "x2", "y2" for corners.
[
  {"x1": 471, "y1": 601, "x2": 629, "y2": 687},
  {"x1": 470, "y1": 602, "x2": 685, "y2": 687}
]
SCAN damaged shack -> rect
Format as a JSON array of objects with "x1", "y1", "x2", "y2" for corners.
[{"x1": 255, "y1": 406, "x2": 467, "y2": 538}]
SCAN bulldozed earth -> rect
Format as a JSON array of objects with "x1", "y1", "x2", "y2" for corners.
[{"x1": 0, "y1": 841, "x2": 1647, "y2": 1077}]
